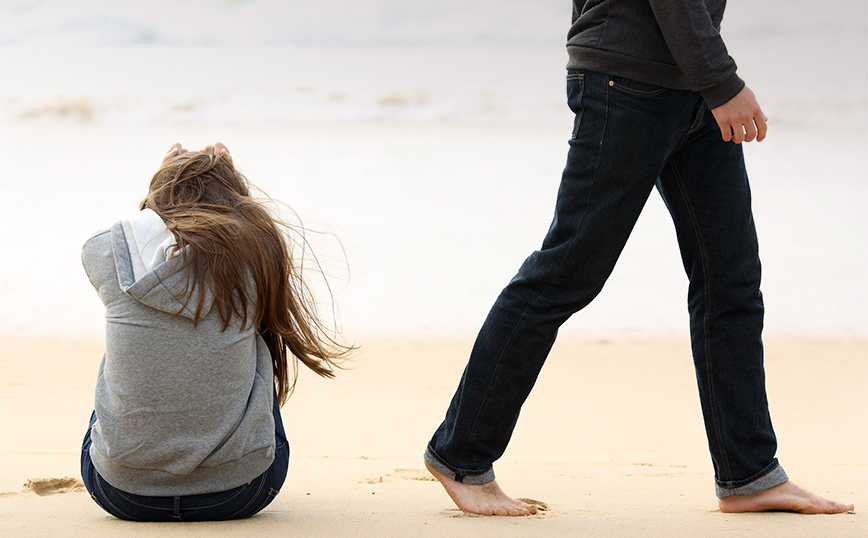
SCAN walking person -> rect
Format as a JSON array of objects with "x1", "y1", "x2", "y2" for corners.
[{"x1": 424, "y1": 0, "x2": 854, "y2": 516}]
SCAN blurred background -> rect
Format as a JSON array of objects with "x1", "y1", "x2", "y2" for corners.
[{"x1": 1, "y1": 0, "x2": 865, "y2": 339}]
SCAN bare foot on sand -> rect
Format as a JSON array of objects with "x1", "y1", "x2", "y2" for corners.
[
  {"x1": 718, "y1": 481, "x2": 854, "y2": 514},
  {"x1": 424, "y1": 460, "x2": 537, "y2": 516}
]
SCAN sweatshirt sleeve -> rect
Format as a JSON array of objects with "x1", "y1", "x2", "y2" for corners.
[{"x1": 649, "y1": 0, "x2": 744, "y2": 108}]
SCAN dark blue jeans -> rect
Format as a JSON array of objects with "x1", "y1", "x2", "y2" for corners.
[
  {"x1": 425, "y1": 70, "x2": 788, "y2": 499},
  {"x1": 81, "y1": 391, "x2": 289, "y2": 521}
]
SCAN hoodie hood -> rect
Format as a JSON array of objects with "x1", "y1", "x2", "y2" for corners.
[{"x1": 111, "y1": 209, "x2": 214, "y2": 320}]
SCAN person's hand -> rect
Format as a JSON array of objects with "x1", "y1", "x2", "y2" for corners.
[
  {"x1": 204, "y1": 142, "x2": 233, "y2": 166},
  {"x1": 710, "y1": 86, "x2": 768, "y2": 143},
  {"x1": 162, "y1": 142, "x2": 188, "y2": 165},
  {"x1": 161, "y1": 142, "x2": 233, "y2": 166}
]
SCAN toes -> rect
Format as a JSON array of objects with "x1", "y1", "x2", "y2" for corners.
[
  {"x1": 507, "y1": 501, "x2": 536, "y2": 516},
  {"x1": 830, "y1": 501, "x2": 854, "y2": 514},
  {"x1": 505, "y1": 505, "x2": 526, "y2": 516},
  {"x1": 491, "y1": 506, "x2": 509, "y2": 516}
]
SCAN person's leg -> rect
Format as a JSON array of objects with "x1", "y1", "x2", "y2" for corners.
[
  {"x1": 657, "y1": 105, "x2": 853, "y2": 514},
  {"x1": 425, "y1": 72, "x2": 701, "y2": 514},
  {"x1": 657, "y1": 107, "x2": 780, "y2": 495}
]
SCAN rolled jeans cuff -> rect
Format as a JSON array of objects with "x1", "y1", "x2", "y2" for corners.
[
  {"x1": 715, "y1": 460, "x2": 789, "y2": 499},
  {"x1": 424, "y1": 446, "x2": 495, "y2": 485}
]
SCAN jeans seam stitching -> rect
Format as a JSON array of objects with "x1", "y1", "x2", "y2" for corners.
[
  {"x1": 222, "y1": 474, "x2": 268, "y2": 520},
  {"x1": 669, "y1": 159, "x2": 732, "y2": 480},
  {"x1": 609, "y1": 83, "x2": 668, "y2": 97}
]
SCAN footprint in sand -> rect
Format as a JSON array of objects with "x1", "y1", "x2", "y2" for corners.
[
  {"x1": 360, "y1": 471, "x2": 550, "y2": 514},
  {"x1": 391, "y1": 468, "x2": 437, "y2": 482},
  {"x1": 361, "y1": 468, "x2": 438, "y2": 484},
  {"x1": 517, "y1": 497, "x2": 549, "y2": 511},
  {"x1": 23, "y1": 477, "x2": 85, "y2": 496}
]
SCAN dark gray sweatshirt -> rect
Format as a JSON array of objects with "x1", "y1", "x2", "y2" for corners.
[
  {"x1": 567, "y1": 0, "x2": 744, "y2": 108},
  {"x1": 82, "y1": 209, "x2": 276, "y2": 496}
]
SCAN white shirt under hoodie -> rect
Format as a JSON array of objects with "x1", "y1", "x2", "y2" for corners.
[{"x1": 81, "y1": 209, "x2": 276, "y2": 496}]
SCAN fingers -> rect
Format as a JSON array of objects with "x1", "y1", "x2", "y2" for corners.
[
  {"x1": 740, "y1": 118, "x2": 756, "y2": 143},
  {"x1": 756, "y1": 113, "x2": 769, "y2": 142},
  {"x1": 714, "y1": 115, "x2": 754, "y2": 144},
  {"x1": 204, "y1": 142, "x2": 233, "y2": 165},
  {"x1": 723, "y1": 114, "x2": 766, "y2": 144},
  {"x1": 166, "y1": 142, "x2": 185, "y2": 156},
  {"x1": 215, "y1": 141, "x2": 233, "y2": 165},
  {"x1": 164, "y1": 142, "x2": 233, "y2": 165},
  {"x1": 162, "y1": 142, "x2": 187, "y2": 165},
  {"x1": 710, "y1": 86, "x2": 768, "y2": 144},
  {"x1": 731, "y1": 122, "x2": 746, "y2": 144}
]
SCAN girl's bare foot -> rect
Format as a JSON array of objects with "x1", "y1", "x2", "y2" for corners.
[
  {"x1": 424, "y1": 460, "x2": 537, "y2": 516},
  {"x1": 718, "y1": 481, "x2": 854, "y2": 514}
]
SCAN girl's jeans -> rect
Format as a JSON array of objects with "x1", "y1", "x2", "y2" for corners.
[
  {"x1": 81, "y1": 391, "x2": 289, "y2": 521},
  {"x1": 425, "y1": 70, "x2": 788, "y2": 499}
]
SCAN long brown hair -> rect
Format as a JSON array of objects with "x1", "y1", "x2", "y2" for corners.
[{"x1": 141, "y1": 150, "x2": 352, "y2": 405}]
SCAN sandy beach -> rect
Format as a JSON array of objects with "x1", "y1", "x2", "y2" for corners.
[
  {"x1": 1, "y1": 334, "x2": 864, "y2": 537},
  {"x1": 1, "y1": 1, "x2": 865, "y2": 536}
]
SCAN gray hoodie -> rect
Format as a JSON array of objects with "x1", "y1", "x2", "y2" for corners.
[{"x1": 81, "y1": 209, "x2": 276, "y2": 496}]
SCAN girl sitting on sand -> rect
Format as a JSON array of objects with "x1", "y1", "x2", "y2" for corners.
[{"x1": 80, "y1": 142, "x2": 352, "y2": 521}]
